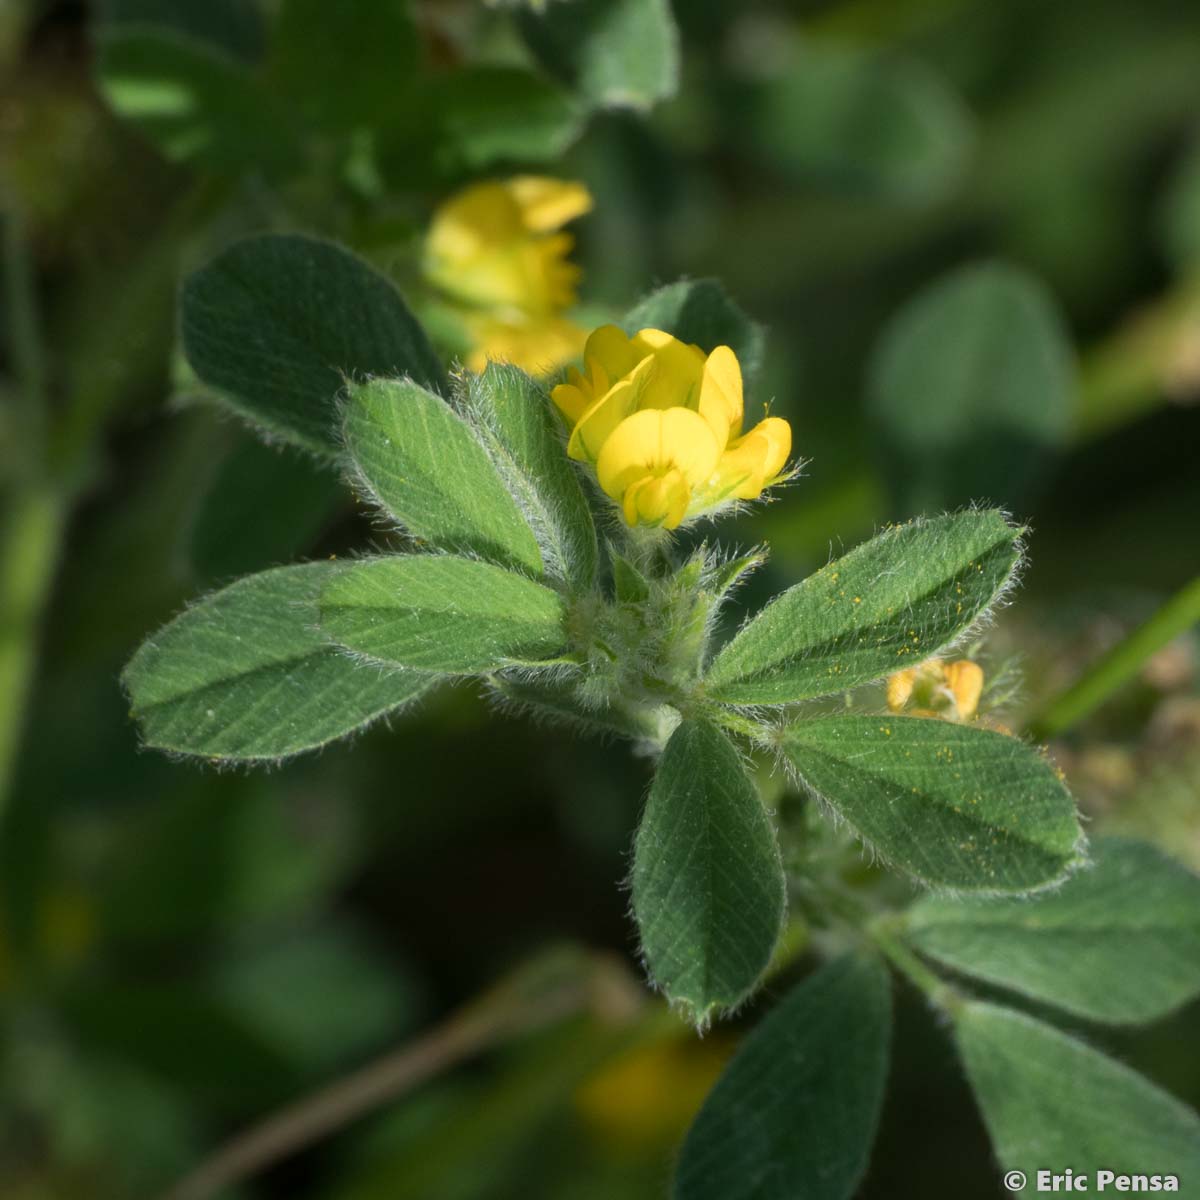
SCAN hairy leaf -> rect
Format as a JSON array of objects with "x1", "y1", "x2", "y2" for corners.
[
  {"x1": 624, "y1": 278, "x2": 766, "y2": 385},
  {"x1": 319, "y1": 556, "x2": 568, "y2": 674},
  {"x1": 342, "y1": 377, "x2": 544, "y2": 577},
  {"x1": 181, "y1": 235, "x2": 445, "y2": 457},
  {"x1": 706, "y1": 511, "x2": 1020, "y2": 705},
  {"x1": 123, "y1": 564, "x2": 430, "y2": 762},
  {"x1": 869, "y1": 261, "x2": 1074, "y2": 514},
  {"x1": 778, "y1": 716, "x2": 1083, "y2": 892},
  {"x1": 674, "y1": 955, "x2": 891, "y2": 1200},
  {"x1": 957, "y1": 1003, "x2": 1200, "y2": 1183},
  {"x1": 520, "y1": 0, "x2": 679, "y2": 113},
  {"x1": 632, "y1": 719, "x2": 785, "y2": 1025},
  {"x1": 459, "y1": 365, "x2": 598, "y2": 591},
  {"x1": 907, "y1": 837, "x2": 1200, "y2": 1022}
]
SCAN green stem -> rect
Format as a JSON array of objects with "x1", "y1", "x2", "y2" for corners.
[
  {"x1": 0, "y1": 486, "x2": 66, "y2": 814},
  {"x1": 867, "y1": 914, "x2": 962, "y2": 1014},
  {"x1": 713, "y1": 707, "x2": 771, "y2": 743},
  {"x1": 1026, "y1": 574, "x2": 1200, "y2": 741}
]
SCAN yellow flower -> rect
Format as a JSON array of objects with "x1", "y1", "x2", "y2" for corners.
[
  {"x1": 887, "y1": 657, "x2": 984, "y2": 722},
  {"x1": 459, "y1": 312, "x2": 587, "y2": 376},
  {"x1": 551, "y1": 325, "x2": 793, "y2": 529},
  {"x1": 423, "y1": 176, "x2": 592, "y2": 374}
]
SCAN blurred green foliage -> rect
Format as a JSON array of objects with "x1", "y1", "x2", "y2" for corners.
[{"x1": 2, "y1": 0, "x2": 1199, "y2": 1197}]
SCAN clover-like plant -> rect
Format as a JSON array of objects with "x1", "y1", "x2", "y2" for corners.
[{"x1": 123, "y1": 232, "x2": 1200, "y2": 1200}]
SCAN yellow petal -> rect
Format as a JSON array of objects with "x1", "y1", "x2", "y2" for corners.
[
  {"x1": 744, "y1": 416, "x2": 792, "y2": 481},
  {"x1": 622, "y1": 470, "x2": 691, "y2": 529},
  {"x1": 551, "y1": 381, "x2": 591, "y2": 425},
  {"x1": 584, "y1": 324, "x2": 642, "y2": 390},
  {"x1": 708, "y1": 416, "x2": 792, "y2": 501},
  {"x1": 596, "y1": 407, "x2": 721, "y2": 499},
  {"x1": 464, "y1": 314, "x2": 586, "y2": 375},
  {"x1": 505, "y1": 176, "x2": 593, "y2": 232},
  {"x1": 945, "y1": 660, "x2": 984, "y2": 722},
  {"x1": 426, "y1": 182, "x2": 523, "y2": 264},
  {"x1": 630, "y1": 329, "x2": 706, "y2": 412},
  {"x1": 568, "y1": 374, "x2": 642, "y2": 463},
  {"x1": 887, "y1": 669, "x2": 916, "y2": 712},
  {"x1": 697, "y1": 345, "x2": 744, "y2": 446}
]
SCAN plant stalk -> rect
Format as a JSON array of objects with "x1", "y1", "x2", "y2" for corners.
[
  {"x1": 1026, "y1": 574, "x2": 1200, "y2": 741},
  {"x1": 158, "y1": 950, "x2": 644, "y2": 1200}
]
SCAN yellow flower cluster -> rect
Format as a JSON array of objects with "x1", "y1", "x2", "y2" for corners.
[
  {"x1": 551, "y1": 326, "x2": 792, "y2": 529},
  {"x1": 423, "y1": 176, "x2": 591, "y2": 373},
  {"x1": 887, "y1": 658, "x2": 984, "y2": 722}
]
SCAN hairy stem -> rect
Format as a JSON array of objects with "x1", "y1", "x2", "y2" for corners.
[{"x1": 1026, "y1": 574, "x2": 1200, "y2": 740}]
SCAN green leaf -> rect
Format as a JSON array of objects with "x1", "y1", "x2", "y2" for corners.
[
  {"x1": 97, "y1": 0, "x2": 264, "y2": 60},
  {"x1": 674, "y1": 955, "x2": 891, "y2": 1200},
  {"x1": 751, "y1": 43, "x2": 971, "y2": 203},
  {"x1": 632, "y1": 719, "x2": 785, "y2": 1025},
  {"x1": 432, "y1": 66, "x2": 585, "y2": 171},
  {"x1": 123, "y1": 563, "x2": 432, "y2": 762},
  {"x1": 957, "y1": 1003, "x2": 1200, "y2": 1184},
  {"x1": 868, "y1": 261, "x2": 1074, "y2": 515},
  {"x1": 96, "y1": 29, "x2": 299, "y2": 174},
  {"x1": 519, "y1": 0, "x2": 679, "y2": 113},
  {"x1": 777, "y1": 716, "x2": 1083, "y2": 892},
  {"x1": 342, "y1": 377, "x2": 544, "y2": 577},
  {"x1": 907, "y1": 837, "x2": 1200, "y2": 1023},
  {"x1": 623, "y1": 279, "x2": 766, "y2": 385},
  {"x1": 189, "y1": 435, "x2": 346, "y2": 583},
  {"x1": 271, "y1": 0, "x2": 419, "y2": 134},
  {"x1": 319, "y1": 556, "x2": 568, "y2": 674},
  {"x1": 180, "y1": 234, "x2": 445, "y2": 458},
  {"x1": 705, "y1": 511, "x2": 1021, "y2": 705},
  {"x1": 459, "y1": 364, "x2": 598, "y2": 591}
]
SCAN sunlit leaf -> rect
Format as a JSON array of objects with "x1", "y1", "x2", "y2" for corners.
[{"x1": 778, "y1": 716, "x2": 1084, "y2": 892}]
